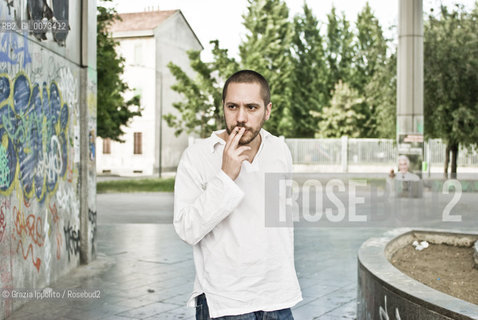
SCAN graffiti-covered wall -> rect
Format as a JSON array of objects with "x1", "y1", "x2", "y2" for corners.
[{"x1": 0, "y1": 0, "x2": 96, "y2": 318}]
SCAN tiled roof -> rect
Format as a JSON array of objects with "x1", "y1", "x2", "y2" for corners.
[{"x1": 110, "y1": 10, "x2": 178, "y2": 32}]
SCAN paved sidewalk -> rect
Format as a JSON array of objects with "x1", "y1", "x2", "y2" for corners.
[
  {"x1": 9, "y1": 224, "x2": 388, "y2": 320},
  {"x1": 7, "y1": 191, "x2": 478, "y2": 319}
]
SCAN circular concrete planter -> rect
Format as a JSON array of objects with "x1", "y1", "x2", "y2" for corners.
[
  {"x1": 474, "y1": 240, "x2": 478, "y2": 269},
  {"x1": 357, "y1": 228, "x2": 478, "y2": 320}
]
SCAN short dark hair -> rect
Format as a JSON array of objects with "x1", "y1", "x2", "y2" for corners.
[{"x1": 222, "y1": 70, "x2": 271, "y2": 106}]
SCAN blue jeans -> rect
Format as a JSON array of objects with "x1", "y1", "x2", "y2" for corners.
[{"x1": 196, "y1": 294, "x2": 294, "y2": 320}]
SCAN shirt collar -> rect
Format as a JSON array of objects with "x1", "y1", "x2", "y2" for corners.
[{"x1": 208, "y1": 128, "x2": 271, "y2": 153}]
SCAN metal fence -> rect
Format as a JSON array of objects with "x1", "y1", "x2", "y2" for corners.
[
  {"x1": 285, "y1": 138, "x2": 478, "y2": 166},
  {"x1": 286, "y1": 138, "x2": 342, "y2": 164},
  {"x1": 192, "y1": 136, "x2": 478, "y2": 166},
  {"x1": 427, "y1": 139, "x2": 478, "y2": 166}
]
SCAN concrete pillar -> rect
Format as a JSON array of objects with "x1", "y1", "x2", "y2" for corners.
[
  {"x1": 397, "y1": 0, "x2": 424, "y2": 134},
  {"x1": 79, "y1": 0, "x2": 97, "y2": 264},
  {"x1": 397, "y1": 0, "x2": 424, "y2": 179}
]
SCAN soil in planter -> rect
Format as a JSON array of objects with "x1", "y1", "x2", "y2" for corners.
[{"x1": 391, "y1": 243, "x2": 478, "y2": 305}]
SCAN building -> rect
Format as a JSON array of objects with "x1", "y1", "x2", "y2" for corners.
[
  {"x1": 96, "y1": 9, "x2": 203, "y2": 175},
  {"x1": 0, "y1": 0, "x2": 97, "y2": 318}
]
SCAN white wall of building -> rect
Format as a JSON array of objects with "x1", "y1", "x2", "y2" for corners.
[
  {"x1": 97, "y1": 36, "x2": 156, "y2": 175},
  {"x1": 97, "y1": 11, "x2": 203, "y2": 176},
  {"x1": 155, "y1": 12, "x2": 203, "y2": 172}
]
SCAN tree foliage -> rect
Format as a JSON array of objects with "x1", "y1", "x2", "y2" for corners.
[
  {"x1": 97, "y1": 0, "x2": 141, "y2": 142},
  {"x1": 314, "y1": 81, "x2": 364, "y2": 138},
  {"x1": 365, "y1": 51, "x2": 397, "y2": 139},
  {"x1": 239, "y1": 0, "x2": 294, "y2": 136},
  {"x1": 353, "y1": 3, "x2": 387, "y2": 92},
  {"x1": 325, "y1": 7, "x2": 355, "y2": 95},
  {"x1": 424, "y1": 3, "x2": 478, "y2": 176},
  {"x1": 290, "y1": 3, "x2": 328, "y2": 138},
  {"x1": 165, "y1": 41, "x2": 238, "y2": 138},
  {"x1": 168, "y1": 0, "x2": 478, "y2": 149},
  {"x1": 352, "y1": 3, "x2": 389, "y2": 137}
]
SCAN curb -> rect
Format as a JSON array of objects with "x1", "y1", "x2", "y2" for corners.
[
  {"x1": 474, "y1": 240, "x2": 478, "y2": 269},
  {"x1": 357, "y1": 228, "x2": 478, "y2": 320}
]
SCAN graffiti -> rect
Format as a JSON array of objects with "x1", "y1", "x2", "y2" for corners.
[
  {"x1": 55, "y1": 184, "x2": 79, "y2": 219},
  {"x1": 13, "y1": 206, "x2": 44, "y2": 247},
  {"x1": 88, "y1": 129, "x2": 95, "y2": 161},
  {"x1": 49, "y1": 202, "x2": 62, "y2": 259},
  {"x1": 63, "y1": 220, "x2": 79, "y2": 261},
  {"x1": 42, "y1": 135, "x2": 63, "y2": 189},
  {"x1": 0, "y1": 73, "x2": 69, "y2": 204},
  {"x1": 0, "y1": 31, "x2": 32, "y2": 68},
  {"x1": 0, "y1": 200, "x2": 8, "y2": 243},
  {"x1": 12, "y1": 206, "x2": 44, "y2": 271},
  {"x1": 66, "y1": 160, "x2": 73, "y2": 182},
  {"x1": 16, "y1": 239, "x2": 41, "y2": 271},
  {"x1": 379, "y1": 296, "x2": 402, "y2": 320},
  {"x1": 58, "y1": 67, "x2": 78, "y2": 112},
  {"x1": 0, "y1": 145, "x2": 11, "y2": 188},
  {"x1": 55, "y1": 185, "x2": 69, "y2": 210},
  {"x1": 88, "y1": 208, "x2": 96, "y2": 255}
]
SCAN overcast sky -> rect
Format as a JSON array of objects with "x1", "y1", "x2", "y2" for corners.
[{"x1": 105, "y1": 0, "x2": 476, "y2": 61}]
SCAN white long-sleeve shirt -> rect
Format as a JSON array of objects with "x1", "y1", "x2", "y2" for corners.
[{"x1": 173, "y1": 129, "x2": 302, "y2": 318}]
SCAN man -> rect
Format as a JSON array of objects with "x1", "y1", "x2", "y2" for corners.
[
  {"x1": 174, "y1": 70, "x2": 302, "y2": 319},
  {"x1": 396, "y1": 155, "x2": 419, "y2": 181}
]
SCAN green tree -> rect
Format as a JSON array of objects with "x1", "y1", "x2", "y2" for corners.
[
  {"x1": 353, "y1": 3, "x2": 387, "y2": 92},
  {"x1": 239, "y1": 0, "x2": 294, "y2": 136},
  {"x1": 424, "y1": 4, "x2": 478, "y2": 177},
  {"x1": 325, "y1": 7, "x2": 355, "y2": 97},
  {"x1": 165, "y1": 41, "x2": 239, "y2": 138},
  {"x1": 353, "y1": 3, "x2": 389, "y2": 137},
  {"x1": 365, "y1": 50, "x2": 397, "y2": 139},
  {"x1": 313, "y1": 81, "x2": 365, "y2": 138},
  {"x1": 290, "y1": 3, "x2": 328, "y2": 138},
  {"x1": 97, "y1": 1, "x2": 141, "y2": 141}
]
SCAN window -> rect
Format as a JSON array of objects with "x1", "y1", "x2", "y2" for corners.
[
  {"x1": 103, "y1": 138, "x2": 111, "y2": 154},
  {"x1": 134, "y1": 132, "x2": 142, "y2": 154}
]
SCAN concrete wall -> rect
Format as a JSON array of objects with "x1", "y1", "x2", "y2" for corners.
[{"x1": 0, "y1": 0, "x2": 96, "y2": 318}]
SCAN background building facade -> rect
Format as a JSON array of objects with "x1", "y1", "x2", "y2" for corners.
[{"x1": 96, "y1": 9, "x2": 202, "y2": 176}]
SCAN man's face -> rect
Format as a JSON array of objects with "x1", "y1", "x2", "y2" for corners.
[
  {"x1": 223, "y1": 82, "x2": 271, "y2": 145},
  {"x1": 398, "y1": 159, "x2": 409, "y2": 173}
]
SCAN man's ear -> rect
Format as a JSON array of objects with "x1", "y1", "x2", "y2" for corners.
[{"x1": 265, "y1": 102, "x2": 272, "y2": 120}]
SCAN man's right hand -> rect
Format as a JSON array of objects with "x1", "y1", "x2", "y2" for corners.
[{"x1": 221, "y1": 127, "x2": 251, "y2": 180}]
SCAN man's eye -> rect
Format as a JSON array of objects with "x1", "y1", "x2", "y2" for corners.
[
  {"x1": 247, "y1": 105, "x2": 257, "y2": 110},
  {"x1": 227, "y1": 105, "x2": 237, "y2": 109}
]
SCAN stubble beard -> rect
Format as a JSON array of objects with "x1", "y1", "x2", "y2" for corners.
[{"x1": 226, "y1": 116, "x2": 266, "y2": 146}]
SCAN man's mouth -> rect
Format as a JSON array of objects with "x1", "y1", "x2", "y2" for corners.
[{"x1": 235, "y1": 126, "x2": 249, "y2": 132}]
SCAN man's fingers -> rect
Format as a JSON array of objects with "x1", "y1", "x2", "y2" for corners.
[
  {"x1": 238, "y1": 155, "x2": 250, "y2": 163},
  {"x1": 235, "y1": 146, "x2": 251, "y2": 155},
  {"x1": 225, "y1": 127, "x2": 238, "y2": 149},
  {"x1": 231, "y1": 127, "x2": 245, "y2": 147},
  {"x1": 226, "y1": 127, "x2": 239, "y2": 144}
]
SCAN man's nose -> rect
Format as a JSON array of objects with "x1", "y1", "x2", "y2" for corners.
[{"x1": 236, "y1": 106, "x2": 247, "y2": 123}]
